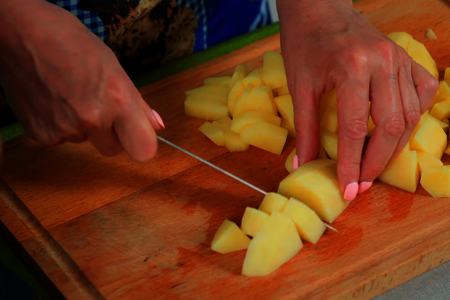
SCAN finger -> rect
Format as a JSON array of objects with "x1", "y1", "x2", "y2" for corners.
[
  {"x1": 391, "y1": 61, "x2": 421, "y2": 159},
  {"x1": 114, "y1": 104, "x2": 158, "y2": 163},
  {"x1": 360, "y1": 69, "x2": 405, "y2": 185},
  {"x1": 141, "y1": 102, "x2": 165, "y2": 131},
  {"x1": 411, "y1": 61, "x2": 439, "y2": 113},
  {"x1": 87, "y1": 130, "x2": 123, "y2": 157},
  {"x1": 336, "y1": 78, "x2": 370, "y2": 201},
  {"x1": 291, "y1": 80, "x2": 321, "y2": 169}
]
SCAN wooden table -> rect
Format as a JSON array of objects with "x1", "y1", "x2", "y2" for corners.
[{"x1": 1, "y1": 0, "x2": 450, "y2": 299}]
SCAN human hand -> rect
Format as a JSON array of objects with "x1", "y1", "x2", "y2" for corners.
[
  {"x1": 278, "y1": 0, "x2": 438, "y2": 200},
  {"x1": 0, "y1": 0, "x2": 164, "y2": 163}
]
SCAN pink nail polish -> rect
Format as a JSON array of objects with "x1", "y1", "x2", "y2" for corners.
[
  {"x1": 344, "y1": 182, "x2": 358, "y2": 201},
  {"x1": 358, "y1": 181, "x2": 372, "y2": 194},
  {"x1": 292, "y1": 154, "x2": 299, "y2": 171},
  {"x1": 152, "y1": 110, "x2": 165, "y2": 128}
]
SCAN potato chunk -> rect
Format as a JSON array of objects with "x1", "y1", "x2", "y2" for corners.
[
  {"x1": 240, "y1": 122, "x2": 288, "y2": 155},
  {"x1": 211, "y1": 220, "x2": 251, "y2": 254},
  {"x1": 241, "y1": 207, "x2": 269, "y2": 237}
]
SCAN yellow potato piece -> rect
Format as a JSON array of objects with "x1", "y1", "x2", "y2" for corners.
[
  {"x1": 262, "y1": 51, "x2": 287, "y2": 89},
  {"x1": 320, "y1": 107, "x2": 339, "y2": 134},
  {"x1": 185, "y1": 98, "x2": 230, "y2": 121},
  {"x1": 242, "y1": 211, "x2": 302, "y2": 276},
  {"x1": 228, "y1": 78, "x2": 246, "y2": 114},
  {"x1": 436, "y1": 82, "x2": 450, "y2": 104},
  {"x1": 199, "y1": 122, "x2": 225, "y2": 146},
  {"x1": 378, "y1": 148, "x2": 419, "y2": 193},
  {"x1": 407, "y1": 39, "x2": 439, "y2": 80},
  {"x1": 445, "y1": 68, "x2": 450, "y2": 86},
  {"x1": 280, "y1": 118, "x2": 296, "y2": 138},
  {"x1": 420, "y1": 166, "x2": 450, "y2": 198},
  {"x1": 229, "y1": 64, "x2": 251, "y2": 90},
  {"x1": 242, "y1": 67, "x2": 264, "y2": 88},
  {"x1": 282, "y1": 198, "x2": 326, "y2": 244},
  {"x1": 430, "y1": 98, "x2": 450, "y2": 121},
  {"x1": 204, "y1": 76, "x2": 232, "y2": 85},
  {"x1": 321, "y1": 129, "x2": 338, "y2": 161},
  {"x1": 259, "y1": 192, "x2": 289, "y2": 214},
  {"x1": 233, "y1": 85, "x2": 278, "y2": 117},
  {"x1": 186, "y1": 84, "x2": 229, "y2": 100},
  {"x1": 231, "y1": 111, "x2": 281, "y2": 133},
  {"x1": 224, "y1": 131, "x2": 250, "y2": 152},
  {"x1": 367, "y1": 115, "x2": 376, "y2": 137},
  {"x1": 320, "y1": 90, "x2": 337, "y2": 120},
  {"x1": 240, "y1": 122, "x2": 288, "y2": 155},
  {"x1": 274, "y1": 94, "x2": 294, "y2": 127},
  {"x1": 417, "y1": 152, "x2": 444, "y2": 174},
  {"x1": 211, "y1": 219, "x2": 251, "y2": 254},
  {"x1": 278, "y1": 159, "x2": 349, "y2": 223},
  {"x1": 387, "y1": 32, "x2": 412, "y2": 51},
  {"x1": 285, "y1": 148, "x2": 296, "y2": 173},
  {"x1": 241, "y1": 207, "x2": 269, "y2": 237},
  {"x1": 410, "y1": 115, "x2": 447, "y2": 159},
  {"x1": 273, "y1": 85, "x2": 290, "y2": 96},
  {"x1": 212, "y1": 117, "x2": 232, "y2": 132}
]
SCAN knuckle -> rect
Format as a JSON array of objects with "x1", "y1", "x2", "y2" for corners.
[
  {"x1": 342, "y1": 118, "x2": 368, "y2": 141},
  {"x1": 78, "y1": 109, "x2": 102, "y2": 131},
  {"x1": 384, "y1": 114, "x2": 405, "y2": 137},
  {"x1": 404, "y1": 109, "x2": 421, "y2": 130}
]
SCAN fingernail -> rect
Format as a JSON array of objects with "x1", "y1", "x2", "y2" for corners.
[
  {"x1": 292, "y1": 154, "x2": 299, "y2": 171},
  {"x1": 358, "y1": 181, "x2": 372, "y2": 194},
  {"x1": 344, "y1": 182, "x2": 358, "y2": 201},
  {"x1": 152, "y1": 110, "x2": 165, "y2": 128}
]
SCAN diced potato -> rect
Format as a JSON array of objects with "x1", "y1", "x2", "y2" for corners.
[
  {"x1": 224, "y1": 131, "x2": 250, "y2": 152},
  {"x1": 273, "y1": 85, "x2": 290, "y2": 96},
  {"x1": 259, "y1": 192, "x2": 289, "y2": 214},
  {"x1": 430, "y1": 98, "x2": 450, "y2": 121},
  {"x1": 229, "y1": 64, "x2": 251, "y2": 90},
  {"x1": 280, "y1": 118, "x2": 296, "y2": 138},
  {"x1": 242, "y1": 211, "x2": 302, "y2": 276},
  {"x1": 186, "y1": 85, "x2": 229, "y2": 100},
  {"x1": 185, "y1": 98, "x2": 230, "y2": 121},
  {"x1": 378, "y1": 148, "x2": 419, "y2": 193},
  {"x1": 408, "y1": 39, "x2": 439, "y2": 80},
  {"x1": 233, "y1": 86, "x2": 278, "y2": 117},
  {"x1": 417, "y1": 152, "x2": 444, "y2": 173},
  {"x1": 228, "y1": 79, "x2": 246, "y2": 114},
  {"x1": 231, "y1": 111, "x2": 281, "y2": 133},
  {"x1": 241, "y1": 207, "x2": 269, "y2": 237},
  {"x1": 204, "y1": 76, "x2": 232, "y2": 85},
  {"x1": 212, "y1": 117, "x2": 232, "y2": 132},
  {"x1": 199, "y1": 122, "x2": 225, "y2": 146},
  {"x1": 211, "y1": 220, "x2": 251, "y2": 254},
  {"x1": 410, "y1": 115, "x2": 447, "y2": 159},
  {"x1": 274, "y1": 94, "x2": 294, "y2": 127},
  {"x1": 242, "y1": 67, "x2": 264, "y2": 88},
  {"x1": 184, "y1": 93, "x2": 227, "y2": 105},
  {"x1": 445, "y1": 68, "x2": 450, "y2": 86},
  {"x1": 282, "y1": 198, "x2": 326, "y2": 244},
  {"x1": 278, "y1": 159, "x2": 349, "y2": 223},
  {"x1": 320, "y1": 107, "x2": 339, "y2": 134},
  {"x1": 320, "y1": 90, "x2": 338, "y2": 119},
  {"x1": 387, "y1": 32, "x2": 412, "y2": 51},
  {"x1": 241, "y1": 122, "x2": 288, "y2": 155},
  {"x1": 367, "y1": 115, "x2": 376, "y2": 137},
  {"x1": 321, "y1": 129, "x2": 338, "y2": 161},
  {"x1": 425, "y1": 28, "x2": 437, "y2": 40},
  {"x1": 420, "y1": 166, "x2": 450, "y2": 198},
  {"x1": 285, "y1": 148, "x2": 296, "y2": 173},
  {"x1": 262, "y1": 51, "x2": 287, "y2": 89}
]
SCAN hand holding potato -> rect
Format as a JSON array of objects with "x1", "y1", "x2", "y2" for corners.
[{"x1": 277, "y1": 0, "x2": 438, "y2": 200}]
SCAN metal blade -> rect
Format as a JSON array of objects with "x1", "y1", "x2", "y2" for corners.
[{"x1": 157, "y1": 136, "x2": 338, "y2": 232}]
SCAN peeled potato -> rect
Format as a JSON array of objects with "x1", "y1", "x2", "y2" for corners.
[
  {"x1": 211, "y1": 220, "x2": 251, "y2": 254},
  {"x1": 199, "y1": 122, "x2": 225, "y2": 146},
  {"x1": 185, "y1": 97, "x2": 229, "y2": 121},
  {"x1": 420, "y1": 166, "x2": 450, "y2": 198},
  {"x1": 233, "y1": 85, "x2": 278, "y2": 117},
  {"x1": 224, "y1": 131, "x2": 249, "y2": 152},
  {"x1": 321, "y1": 129, "x2": 338, "y2": 161},
  {"x1": 259, "y1": 193, "x2": 289, "y2": 214},
  {"x1": 417, "y1": 152, "x2": 444, "y2": 173},
  {"x1": 262, "y1": 51, "x2": 287, "y2": 89},
  {"x1": 241, "y1": 207, "x2": 269, "y2": 237},
  {"x1": 242, "y1": 67, "x2": 264, "y2": 88},
  {"x1": 231, "y1": 111, "x2": 281, "y2": 134},
  {"x1": 241, "y1": 122, "x2": 288, "y2": 155}
]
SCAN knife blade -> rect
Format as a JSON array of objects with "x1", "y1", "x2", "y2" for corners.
[{"x1": 157, "y1": 136, "x2": 338, "y2": 232}]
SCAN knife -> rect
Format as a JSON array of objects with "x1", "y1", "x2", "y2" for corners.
[{"x1": 157, "y1": 136, "x2": 338, "y2": 232}]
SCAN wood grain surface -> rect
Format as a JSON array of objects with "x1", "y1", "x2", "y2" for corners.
[{"x1": 1, "y1": 0, "x2": 450, "y2": 299}]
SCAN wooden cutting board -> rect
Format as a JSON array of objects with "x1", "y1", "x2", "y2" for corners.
[{"x1": 1, "y1": 0, "x2": 450, "y2": 299}]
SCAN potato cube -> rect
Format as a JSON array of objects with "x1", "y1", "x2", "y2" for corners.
[
  {"x1": 185, "y1": 97, "x2": 230, "y2": 121},
  {"x1": 212, "y1": 117, "x2": 232, "y2": 132},
  {"x1": 229, "y1": 64, "x2": 251, "y2": 90},
  {"x1": 241, "y1": 207, "x2": 269, "y2": 237},
  {"x1": 231, "y1": 111, "x2": 281, "y2": 133},
  {"x1": 417, "y1": 152, "x2": 444, "y2": 173},
  {"x1": 430, "y1": 98, "x2": 450, "y2": 121},
  {"x1": 242, "y1": 211, "x2": 302, "y2": 276},
  {"x1": 242, "y1": 67, "x2": 264, "y2": 88},
  {"x1": 211, "y1": 220, "x2": 251, "y2": 254},
  {"x1": 274, "y1": 94, "x2": 294, "y2": 127},
  {"x1": 280, "y1": 118, "x2": 296, "y2": 138},
  {"x1": 320, "y1": 107, "x2": 339, "y2": 134},
  {"x1": 262, "y1": 51, "x2": 287, "y2": 89},
  {"x1": 233, "y1": 85, "x2": 278, "y2": 117},
  {"x1": 378, "y1": 148, "x2": 419, "y2": 193},
  {"x1": 282, "y1": 198, "x2": 326, "y2": 244},
  {"x1": 410, "y1": 115, "x2": 447, "y2": 159},
  {"x1": 420, "y1": 166, "x2": 450, "y2": 198},
  {"x1": 228, "y1": 79, "x2": 246, "y2": 114},
  {"x1": 199, "y1": 122, "x2": 225, "y2": 146},
  {"x1": 224, "y1": 131, "x2": 249, "y2": 152},
  {"x1": 259, "y1": 193, "x2": 289, "y2": 214},
  {"x1": 321, "y1": 129, "x2": 338, "y2": 161},
  {"x1": 240, "y1": 122, "x2": 288, "y2": 155}
]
